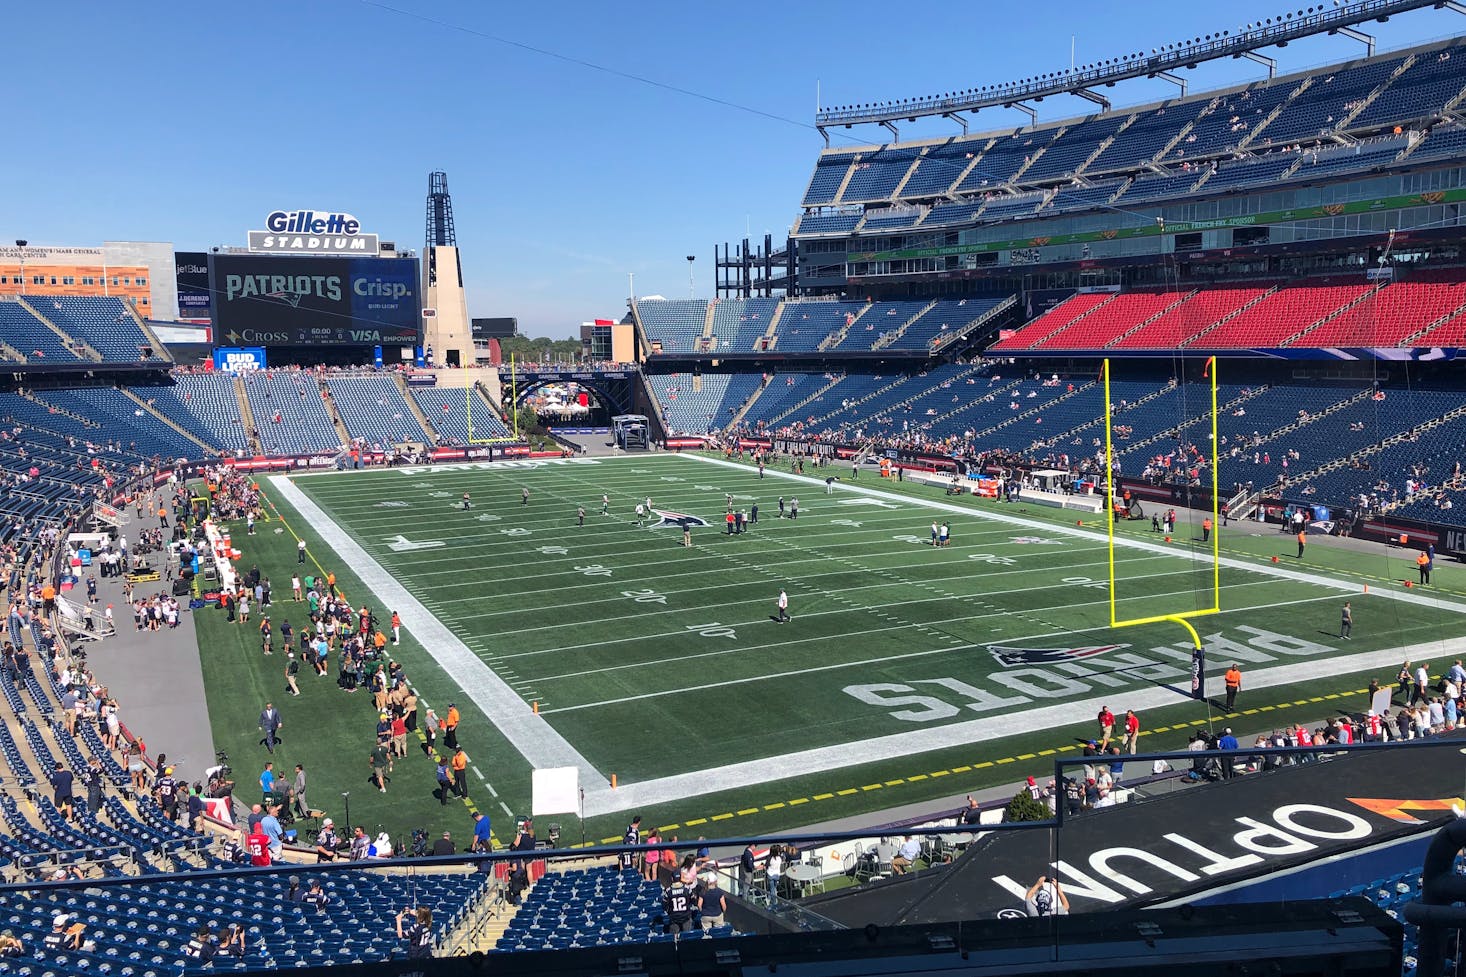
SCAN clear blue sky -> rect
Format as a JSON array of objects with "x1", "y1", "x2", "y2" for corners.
[{"x1": 2, "y1": 1, "x2": 1458, "y2": 336}]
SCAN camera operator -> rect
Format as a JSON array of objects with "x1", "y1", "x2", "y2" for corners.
[{"x1": 1024, "y1": 873, "x2": 1069, "y2": 917}]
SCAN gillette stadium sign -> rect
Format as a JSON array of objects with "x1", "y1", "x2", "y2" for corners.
[{"x1": 247, "y1": 209, "x2": 379, "y2": 255}]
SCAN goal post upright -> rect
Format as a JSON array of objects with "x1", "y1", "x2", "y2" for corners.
[{"x1": 1102, "y1": 357, "x2": 1222, "y2": 651}]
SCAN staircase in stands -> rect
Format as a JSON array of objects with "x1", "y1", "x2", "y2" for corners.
[
  {"x1": 233, "y1": 375, "x2": 264, "y2": 455},
  {"x1": 395, "y1": 375, "x2": 437, "y2": 440},
  {"x1": 116, "y1": 389, "x2": 217, "y2": 455},
  {"x1": 14, "y1": 297, "x2": 103, "y2": 362},
  {"x1": 868, "y1": 300, "x2": 938, "y2": 351}
]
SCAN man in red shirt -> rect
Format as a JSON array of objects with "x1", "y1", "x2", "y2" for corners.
[
  {"x1": 1124, "y1": 710, "x2": 1141, "y2": 754},
  {"x1": 1096, "y1": 706, "x2": 1115, "y2": 751},
  {"x1": 246, "y1": 826, "x2": 272, "y2": 866}
]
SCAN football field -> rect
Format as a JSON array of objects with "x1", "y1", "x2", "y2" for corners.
[{"x1": 207, "y1": 452, "x2": 1466, "y2": 844}]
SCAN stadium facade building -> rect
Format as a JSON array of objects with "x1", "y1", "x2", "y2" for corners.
[{"x1": 0, "y1": 241, "x2": 178, "y2": 321}]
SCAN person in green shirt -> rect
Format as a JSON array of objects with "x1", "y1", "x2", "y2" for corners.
[{"x1": 370, "y1": 744, "x2": 390, "y2": 793}]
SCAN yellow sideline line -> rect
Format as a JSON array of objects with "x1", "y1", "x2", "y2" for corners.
[{"x1": 577, "y1": 684, "x2": 1375, "y2": 845}]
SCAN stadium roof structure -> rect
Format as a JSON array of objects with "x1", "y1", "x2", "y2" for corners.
[{"x1": 815, "y1": 0, "x2": 1466, "y2": 139}]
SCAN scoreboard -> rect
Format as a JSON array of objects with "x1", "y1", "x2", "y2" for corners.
[{"x1": 208, "y1": 254, "x2": 420, "y2": 346}]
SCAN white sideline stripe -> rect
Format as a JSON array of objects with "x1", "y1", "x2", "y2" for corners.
[
  {"x1": 580, "y1": 637, "x2": 1465, "y2": 818},
  {"x1": 267, "y1": 474, "x2": 603, "y2": 788}
]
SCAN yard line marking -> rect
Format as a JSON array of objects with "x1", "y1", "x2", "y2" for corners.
[
  {"x1": 269, "y1": 474, "x2": 604, "y2": 788},
  {"x1": 499, "y1": 801, "x2": 515, "y2": 818},
  {"x1": 579, "y1": 635, "x2": 1463, "y2": 817},
  {"x1": 688, "y1": 453, "x2": 1466, "y2": 616}
]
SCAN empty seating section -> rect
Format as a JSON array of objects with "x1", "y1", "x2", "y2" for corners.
[
  {"x1": 637, "y1": 300, "x2": 708, "y2": 352},
  {"x1": 27, "y1": 296, "x2": 155, "y2": 361},
  {"x1": 975, "y1": 191, "x2": 1047, "y2": 222},
  {"x1": 1113, "y1": 170, "x2": 1203, "y2": 205},
  {"x1": 1196, "y1": 154, "x2": 1300, "y2": 192},
  {"x1": 710, "y1": 298, "x2": 779, "y2": 351},
  {"x1": 1308, "y1": 411, "x2": 1466, "y2": 505},
  {"x1": 34, "y1": 389, "x2": 205, "y2": 460},
  {"x1": 1045, "y1": 180, "x2": 1124, "y2": 213},
  {"x1": 1288, "y1": 137, "x2": 1407, "y2": 181},
  {"x1": 921, "y1": 199, "x2": 987, "y2": 227},
  {"x1": 1088, "y1": 102, "x2": 1208, "y2": 173},
  {"x1": 802, "y1": 153, "x2": 856, "y2": 206},
  {"x1": 795, "y1": 212, "x2": 861, "y2": 235},
  {"x1": 1349, "y1": 44, "x2": 1466, "y2": 129},
  {"x1": 1040, "y1": 291, "x2": 1187, "y2": 349},
  {"x1": 133, "y1": 375, "x2": 250, "y2": 453},
  {"x1": 1255, "y1": 58, "x2": 1406, "y2": 146},
  {"x1": 1018, "y1": 114, "x2": 1132, "y2": 183},
  {"x1": 325, "y1": 375, "x2": 431, "y2": 445},
  {"x1": 956, "y1": 136, "x2": 1046, "y2": 192},
  {"x1": 837, "y1": 301, "x2": 929, "y2": 350},
  {"x1": 840, "y1": 147, "x2": 922, "y2": 202},
  {"x1": 0, "y1": 300, "x2": 81, "y2": 361},
  {"x1": 991, "y1": 293, "x2": 1111, "y2": 350},
  {"x1": 1187, "y1": 283, "x2": 1373, "y2": 348},
  {"x1": 494, "y1": 866, "x2": 735, "y2": 952},
  {"x1": 859, "y1": 210, "x2": 924, "y2": 231},
  {"x1": 740, "y1": 374, "x2": 834, "y2": 429},
  {"x1": 241, "y1": 372, "x2": 342, "y2": 455},
  {"x1": 794, "y1": 44, "x2": 1466, "y2": 240},
  {"x1": 1170, "y1": 84, "x2": 1297, "y2": 163},
  {"x1": 648, "y1": 373, "x2": 761, "y2": 433},
  {"x1": 1298, "y1": 280, "x2": 1466, "y2": 346},
  {"x1": 774, "y1": 302, "x2": 860, "y2": 352},
  {"x1": 900, "y1": 147, "x2": 976, "y2": 197},
  {"x1": 411, "y1": 387, "x2": 510, "y2": 443},
  {"x1": 1409, "y1": 123, "x2": 1466, "y2": 164},
  {"x1": 1112, "y1": 287, "x2": 1273, "y2": 349},
  {"x1": 0, "y1": 869, "x2": 489, "y2": 970},
  {"x1": 891, "y1": 297, "x2": 1007, "y2": 351},
  {"x1": 809, "y1": 365, "x2": 978, "y2": 436}
]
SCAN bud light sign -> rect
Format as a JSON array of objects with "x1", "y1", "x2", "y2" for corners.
[{"x1": 213, "y1": 347, "x2": 267, "y2": 373}]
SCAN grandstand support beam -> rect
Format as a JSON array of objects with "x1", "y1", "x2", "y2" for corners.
[
  {"x1": 1442, "y1": 1, "x2": 1466, "y2": 14},
  {"x1": 816, "y1": 125, "x2": 829, "y2": 147},
  {"x1": 880, "y1": 120, "x2": 900, "y2": 141},
  {"x1": 1009, "y1": 101, "x2": 1037, "y2": 125},
  {"x1": 1238, "y1": 50, "x2": 1277, "y2": 78},
  {"x1": 1152, "y1": 71, "x2": 1187, "y2": 97},
  {"x1": 942, "y1": 112, "x2": 968, "y2": 135},
  {"x1": 1330, "y1": 24, "x2": 1376, "y2": 57},
  {"x1": 1072, "y1": 88, "x2": 1111, "y2": 111}
]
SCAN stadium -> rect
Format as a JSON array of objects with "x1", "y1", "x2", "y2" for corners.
[{"x1": 5, "y1": 1, "x2": 1466, "y2": 975}]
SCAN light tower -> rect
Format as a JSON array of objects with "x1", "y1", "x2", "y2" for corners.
[
  {"x1": 425, "y1": 171, "x2": 457, "y2": 250},
  {"x1": 420, "y1": 171, "x2": 473, "y2": 368}
]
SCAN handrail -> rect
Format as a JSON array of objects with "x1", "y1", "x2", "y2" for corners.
[{"x1": 816, "y1": 0, "x2": 1444, "y2": 128}]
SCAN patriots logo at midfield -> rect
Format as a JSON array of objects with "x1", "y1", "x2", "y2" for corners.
[
  {"x1": 650, "y1": 509, "x2": 708, "y2": 529},
  {"x1": 987, "y1": 643, "x2": 1129, "y2": 668}
]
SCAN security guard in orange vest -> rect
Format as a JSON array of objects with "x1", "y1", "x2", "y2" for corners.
[{"x1": 1224, "y1": 664, "x2": 1242, "y2": 712}]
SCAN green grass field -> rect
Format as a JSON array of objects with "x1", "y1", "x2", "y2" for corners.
[{"x1": 195, "y1": 452, "x2": 1466, "y2": 846}]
